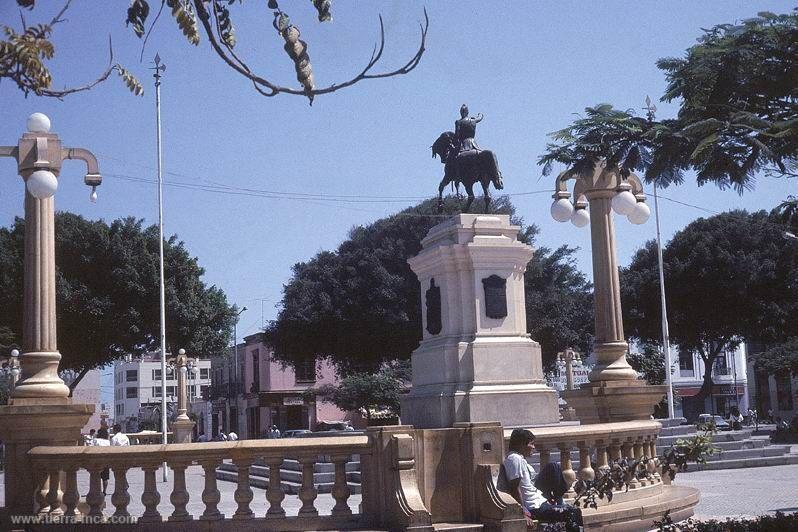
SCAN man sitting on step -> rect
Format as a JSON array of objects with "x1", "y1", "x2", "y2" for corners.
[{"x1": 500, "y1": 429, "x2": 583, "y2": 532}]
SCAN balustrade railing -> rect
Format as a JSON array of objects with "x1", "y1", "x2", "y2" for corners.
[
  {"x1": 506, "y1": 420, "x2": 663, "y2": 501},
  {"x1": 28, "y1": 436, "x2": 372, "y2": 529}
]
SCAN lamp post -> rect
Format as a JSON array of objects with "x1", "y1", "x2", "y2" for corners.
[
  {"x1": 0, "y1": 113, "x2": 101, "y2": 399},
  {"x1": 1, "y1": 349, "x2": 21, "y2": 393},
  {"x1": 169, "y1": 348, "x2": 196, "y2": 443},
  {"x1": 551, "y1": 161, "x2": 666, "y2": 423},
  {"x1": 231, "y1": 306, "x2": 247, "y2": 432},
  {"x1": 557, "y1": 348, "x2": 582, "y2": 392}
]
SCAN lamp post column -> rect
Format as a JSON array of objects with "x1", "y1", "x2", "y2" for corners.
[
  {"x1": 171, "y1": 349, "x2": 195, "y2": 443},
  {"x1": 585, "y1": 189, "x2": 637, "y2": 382}
]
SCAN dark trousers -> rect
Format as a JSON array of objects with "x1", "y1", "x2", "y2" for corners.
[{"x1": 529, "y1": 500, "x2": 583, "y2": 532}]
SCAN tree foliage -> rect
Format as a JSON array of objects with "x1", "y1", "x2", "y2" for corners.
[
  {"x1": 0, "y1": 212, "x2": 236, "y2": 390},
  {"x1": 621, "y1": 210, "x2": 798, "y2": 400},
  {"x1": 265, "y1": 196, "x2": 593, "y2": 374},
  {"x1": 753, "y1": 337, "x2": 798, "y2": 377},
  {"x1": 540, "y1": 9, "x2": 798, "y2": 193},
  {"x1": 313, "y1": 360, "x2": 409, "y2": 422},
  {"x1": 2, "y1": 0, "x2": 427, "y2": 103}
]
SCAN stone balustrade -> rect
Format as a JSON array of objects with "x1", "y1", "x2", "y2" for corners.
[
  {"x1": 505, "y1": 420, "x2": 664, "y2": 500},
  {"x1": 26, "y1": 435, "x2": 397, "y2": 530}
]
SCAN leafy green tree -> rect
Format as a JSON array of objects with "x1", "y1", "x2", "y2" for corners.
[
  {"x1": 540, "y1": 9, "x2": 798, "y2": 195},
  {"x1": 0, "y1": 212, "x2": 236, "y2": 391},
  {"x1": 620, "y1": 210, "x2": 798, "y2": 403},
  {"x1": 266, "y1": 196, "x2": 593, "y2": 374},
  {"x1": 2, "y1": 0, "x2": 427, "y2": 103},
  {"x1": 312, "y1": 360, "x2": 409, "y2": 424},
  {"x1": 753, "y1": 338, "x2": 798, "y2": 377}
]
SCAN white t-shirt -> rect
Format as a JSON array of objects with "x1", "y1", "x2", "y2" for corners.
[
  {"x1": 93, "y1": 437, "x2": 110, "y2": 447},
  {"x1": 111, "y1": 433, "x2": 130, "y2": 446},
  {"x1": 503, "y1": 452, "x2": 548, "y2": 510},
  {"x1": 228, "y1": 432, "x2": 238, "y2": 441}
]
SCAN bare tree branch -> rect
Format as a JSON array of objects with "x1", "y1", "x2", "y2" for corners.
[
  {"x1": 38, "y1": 35, "x2": 117, "y2": 99},
  {"x1": 139, "y1": 0, "x2": 166, "y2": 63},
  {"x1": 192, "y1": 0, "x2": 428, "y2": 100}
]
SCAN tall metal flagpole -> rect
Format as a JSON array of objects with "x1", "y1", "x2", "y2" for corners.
[
  {"x1": 645, "y1": 96, "x2": 675, "y2": 419},
  {"x1": 153, "y1": 54, "x2": 169, "y2": 481}
]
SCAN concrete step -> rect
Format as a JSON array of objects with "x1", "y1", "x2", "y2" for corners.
[
  {"x1": 218, "y1": 462, "x2": 361, "y2": 486},
  {"x1": 684, "y1": 453, "x2": 798, "y2": 471},
  {"x1": 658, "y1": 424, "x2": 695, "y2": 437},
  {"x1": 656, "y1": 438, "x2": 766, "y2": 453},
  {"x1": 433, "y1": 523, "x2": 483, "y2": 531},
  {"x1": 216, "y1": 468, "x2": 362, "y2": 495},
  {"x1": 657, "y1": 429, "x2": 752, "y2": 446},
  {"x1": 251, "y1": 457, "x2": 361, "y2": 473},
  {"x1": 701, "y1": 446, "x2": 792, "y2": 462}
]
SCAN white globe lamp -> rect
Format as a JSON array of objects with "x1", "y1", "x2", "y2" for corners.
[
  {"x1": 550, "y1": 198, "x2": 574, "y2": 222},
  {"x1": 611, "y1": 190, "x2": 636, "y2": 215},
  {"x1": 26, "y1": 170, "x2": 58, "y2": 199},
  {"x1": 26, "y1": 112, "x2": 51, "y2": 133},
  {"x1": 628, "y1": 201, "x2": 651, "y2": 225},
  {"x1": 571, "y1": 208, "x2": 590, "y2": 228}
]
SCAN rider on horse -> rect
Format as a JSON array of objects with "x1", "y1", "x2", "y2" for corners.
[{"x1": 455, "y1": 104, "x2": 483, "y2": 154}]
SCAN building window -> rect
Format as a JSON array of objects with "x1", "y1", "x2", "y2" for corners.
[
  {"x1": 201, "y1": 385, "x2": 209, "y2": 398},
  {"x1": 116, "y1": 404, "x2": 124, "y2": 416},
  {"x1": 166, "y1": 385, "x2": 177, "y2": 398},
  {"x1": 126, "y1": 387, "x2": 138, "y2": 399},
  {"x1": 295, "y1": 359, "x2": 316, "y2": 383},
  {"x1": 776, "y1": 371, "x2": 794, "y2": 411},
  {"x1": 713, "y1": 354, "x2": 730, "y2": 376},
  {"x1": 152, "y1": 386, "x2": 162, "y2": 398},
  {"x1": 678, "y1": 349, "x2": 694, "y2": 376},
  {"x1": 200, "y1": 368, "x2": 210, "y2": 380},
  {"x1": 152, "y1": 369, "x2": 162, "y2": 381},
  {"x1": 126, "y1": 369, "x2": 138, "y2": 382},
  {"x1": 166, "y1": 367, "x2": 176, "y2": 380}
]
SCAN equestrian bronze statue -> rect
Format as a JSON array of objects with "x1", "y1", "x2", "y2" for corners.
[{"x1": 432, "y1": 104, "x2": 503, "y2": 212}]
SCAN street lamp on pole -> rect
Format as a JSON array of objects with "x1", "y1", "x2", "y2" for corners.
[
  {"x1": 0, "y1": 113, "x2": 101, "y2": 399},
  {"x1": 232, "y1": 306, "x2": 247, "y2": 433},
  {"x1": 550, "y1": 160, "x2": 667, "y2": 423}
]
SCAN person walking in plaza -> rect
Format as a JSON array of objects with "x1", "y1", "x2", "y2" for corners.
[
  {"x1": 94, "y1": 427, "x2": 111, "y2": 495},
  {"x1": 500, "y1": 429, "x2": 583, "y2": 532},
  {"x1": 110, "y1": 423, "x2": 130, "y2": 446},
  {"x1": 269, "y1": 425, "x2": 281, "y2": 439}
]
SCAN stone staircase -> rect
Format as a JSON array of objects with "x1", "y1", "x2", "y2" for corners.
[
  {"x1": 216, "y1": 458, "x2": 362, "y2": 494},
  {"x1": 655, "y1": 424, "x2": 798, "y2": 471}
]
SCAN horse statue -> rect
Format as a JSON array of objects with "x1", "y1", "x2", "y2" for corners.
[{"x1": 431, "y1": 131, "x2": 503, "y2": 212}]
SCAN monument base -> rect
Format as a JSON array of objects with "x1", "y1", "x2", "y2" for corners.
[
  {"x1": 0, "y1": 400, "x2": 93, "y2": 518},
  {"x1": 172, "y1": 418, "x2": 195, "y2": 443},
  {"x1": 563, "y1": 380, "x2": 667, "y2": 425}
]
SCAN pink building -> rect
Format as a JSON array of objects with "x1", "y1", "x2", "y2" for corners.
[{"x1": 210, "y1": 333, "x2": 359, "y2": 439}]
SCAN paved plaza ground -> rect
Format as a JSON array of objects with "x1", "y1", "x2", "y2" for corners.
[{"x1": 2, "y1": 461, "x2": 798, "y2": 523}]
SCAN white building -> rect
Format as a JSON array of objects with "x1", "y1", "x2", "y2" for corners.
[
  {"x1": 670, "y1": 344, "x2": 749, "y2": 422},
  {"x1": 113, "y1": 353, "x2": 211, "y2": 431}
]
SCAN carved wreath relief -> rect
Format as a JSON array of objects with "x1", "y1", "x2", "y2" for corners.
[
  {"x1": 425, "y1": 278, "x2": 442, "y2": 335},
  {"x1": 482, "y1": 275, "x2": 507, "y2": 319}
]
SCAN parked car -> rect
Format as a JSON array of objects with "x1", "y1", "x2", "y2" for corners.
[
  {"x1": 697, "y1": 414, "x2": 730, "y2": 430},
  {"x1": 281, "y1": 429, "x2": 312, "y2": 439}
]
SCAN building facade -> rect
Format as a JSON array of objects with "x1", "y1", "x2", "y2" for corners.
[
  {"x1": 746, "y1": 341, "x2": 797, "y2": 424},
  {"x1": 113, "y1": 353, "x2": 211, "y2": 431},
  {"x1": 671, "y1": 344, "x2": 749, "y2": 421},
  {"x1": 209, "y1": 333, "x2": 354, "y2": 439}
]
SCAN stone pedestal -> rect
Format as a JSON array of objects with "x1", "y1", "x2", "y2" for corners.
[
  {"x1": 401, "y1": 214, "x2": 558, "y2": 428},
  {"x1": 171, "y1": 418, "x2": 195, "y2": 444},
  {"x1": 0, "y1": 400, "x2": 93, "y2": 517},
  {"x1": 563, "y1": 380, "x2": 667, "y2": 424}
]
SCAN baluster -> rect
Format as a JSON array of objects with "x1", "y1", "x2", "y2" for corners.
[
  {"x1": 111, "y1": 466, "x2": 131, "y2": 517},
  {"x1": 646, "y1": 437, "x2": 659, "y2": 481},
  {"x1": 46, "y1": 469, "x2": 63, "y2": 516},
  {"x1": 624, "y1": 439, "x2": 641, "y2": 489},
  {"x1": 34, "y1": 470, "x2": 49, "y2": 514},
  {"x1": 577, "y1": 442, "x2": 595, "y2": 483},
  {"x1": 200, "y1": 459, "x2": 223, "y2": 520},
  {"x1": 233, "y1": 458, "x2": 254, "y2": 519},
  {"x1": 140, "y1": 463, "x2": 162, "y2": 523},
  {"x1": 265, "y1": 457, "x2": 286, "y2": 518},
  {"x1": 298, "y1": 455, "x2": 319, "y2": 516},
  {"x1": 595, "y1": 440, "x2": 609, "y2": 478},
  {"x1": 85, "y1": 466, "x2": 105, "y2": 518},
  {"x1": 168, "y1": 461, "x2": 192, "y2": 521},
  {"x1": 62, "y1": 467, "x2": 80, "y2": 520},
  {"x1": 609, "y1": 440, "x2": 622, "y2": 462},
  {"x1": 538, "y1": 447, "x2": 550, "y2": 469},
  {"x1": 559, "y1": 445, "x2": 577, "y2": 498},
  {"x1": 331, "y1": 454, "x2": 352, "y2": 516}
]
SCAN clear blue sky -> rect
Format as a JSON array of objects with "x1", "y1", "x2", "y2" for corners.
[{"x1": 1, "y1": 1, "x2": 794, "y2": 346}]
